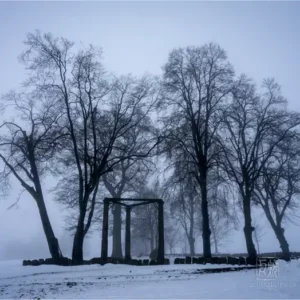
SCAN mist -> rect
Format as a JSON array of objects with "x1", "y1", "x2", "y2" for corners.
[{"x1": 1, "y1": 1, "x2": 300, "y2": 261}]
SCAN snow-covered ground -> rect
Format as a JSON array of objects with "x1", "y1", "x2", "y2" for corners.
[{"x1": 0, "y1": 259, "x2": 300, "y2": 299}]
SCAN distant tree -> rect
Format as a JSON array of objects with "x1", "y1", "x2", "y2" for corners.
[
  {"x1": 208, "y1": 170, "x2": 239, "y2": 254},
  {"x1": 0, "y1": 90, "x2": 65, "y2": 260},
  {"x1": 131, "y1": 185, "x2": 161, "y2": 254},
  {"x1": 252, "y1": 219, "x2": 266, "y2": 255},
  {"x1": 166, "y1": 174, "x2": 200, "y2": 257},
  {"x1": 164, "y1": 221, "x2": 181, "y2": 254},
  {"x1": 160, "y1": 43, "x2": 234, "y2": 257},
  {"x1": 209, "y1": 202, "x2": 238, "y2": 254}
]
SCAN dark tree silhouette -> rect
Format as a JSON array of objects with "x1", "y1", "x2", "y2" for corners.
[
  {"x1": 160, "y1": 43, "x2": 234, "y2": 257},
  {"x1": 21, "y1": 31, "x2": 160, "y2": 261},
  {"x1": 221, "y1": 76, "x2": 300, "y2": 259},
  {"x1": 254, "y1": 135, "x2": 300, "y2": 261},
  {"x1": 0, "y1": 91, "x2": 65, "y2": 260}
]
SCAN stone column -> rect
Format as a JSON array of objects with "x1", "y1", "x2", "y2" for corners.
[
  {"x1": 157, "y1": 200, "x2": 165, "y2": 264},
  {"x1": 125, "y1": 206, "x2": 131, "y2": 261},
  {"x1": 101, "y1": 198, "x2": 109, "y2": 260}
]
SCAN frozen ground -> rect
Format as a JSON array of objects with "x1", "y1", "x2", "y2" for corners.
[{"x1": 0, "y1": 259, "x2": 300, "y2": 299}]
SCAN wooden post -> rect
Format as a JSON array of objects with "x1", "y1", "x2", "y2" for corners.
[
  {"x1": 101, "y1": 198, "x2": 109, "y2": 261},
  {"x1": 125, "y1": 206, "x2": 131, "y2": 261},
  {"x1": 157, "y1": 200, "x2": 165, "y2": 264}
]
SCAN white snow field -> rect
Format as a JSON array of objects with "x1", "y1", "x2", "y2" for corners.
[{"x1": 0, "y1": 259, "x2": 300, "y2": 299}]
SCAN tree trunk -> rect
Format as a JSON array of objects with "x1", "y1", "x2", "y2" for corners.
[
  {"x1": 242, "y1": 195, "x2": 257, "y2": 258},
  {"x1": 261, "y1": 204, "x2": 291, "y2": 261},
  {"x1": 214, "y1": 242, "x2": 219, "y2": 254},
  {"x1": 210, "y1": 220, "x2": 218, "y2": 254},
  {"x1": 200, "y1": 180, "x2": 212, "y2": 258},
  {"x1": 254, "y1": 231, "x2": 260, "y2": 255},
  {"x1": 274, "y1": 226, "x2": 290, "y2": 261},
  {"x1": 36, "y1": 198, "x2": 62, "y2": 260},
  {"x1": 30, "y1": 154, "x2": 62, "y2": 260},
  {"x1": 111, "y1": 204, "x2": 123, "y2": 259},
  {"x1": 189, "y1": 236, "x2": 195, "y2": 256},
  {"x1": 211, "y1": 227, "x2": 218, "y2": 254},
  {"x1": 254, "y1": 229, "x2": 260, "y2": 255},
  {"x1": 72, "y1": 211, "x2": 85, "y2": 261}
]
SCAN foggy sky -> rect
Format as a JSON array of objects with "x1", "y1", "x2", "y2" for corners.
[{"x1": 0, "y1": 1, "x2": 300, "y2": 260}]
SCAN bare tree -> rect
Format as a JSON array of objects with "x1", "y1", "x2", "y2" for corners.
[
  {"x1": 160, "y1": 43, "x2": 234, "y2": 257},
  {"x1": 208, "y1": 170, "x2": 239, "y2": 254},
  {"x1": 21, "y1": 31, "x2": 160, "y2": 261},
  {"x1": 253, "y1": 136, "x2": 300, "y2": 260},
  {"x1": 252, "y1": 219, "x2": 266, "y2": 255},
  {"x1": 166, "y1": 174, "x2": 200, "y2": 257},
  {"x1": 209, "y1": 202, "x2": 237, "y2": 254},
  {"x1": 0, "y1": 90, "x2": 65, "y2": 260},
  {"x1": 221, "y1": 75, "x2": 300, "y2": 259},
  {"x1": 164, "y1": 222, "x2": 181, "y2": 254}
]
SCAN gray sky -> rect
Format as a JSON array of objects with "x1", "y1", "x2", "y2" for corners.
[{"x1": 0, "y1": 1, "x2": 300, "y2": 260}]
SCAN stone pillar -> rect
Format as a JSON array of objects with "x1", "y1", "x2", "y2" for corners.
[
  {"x1": 125, "y1": 206, "x2": 131, "y2": 261},
  {"x1": 101, "y1": 198, "x2": 109, "y2": 260},
  {"x1": 157, "y1": 200, "x2": 165, "y2": 264}
]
